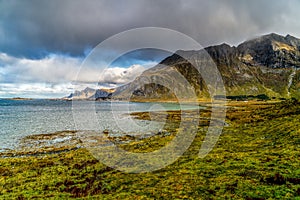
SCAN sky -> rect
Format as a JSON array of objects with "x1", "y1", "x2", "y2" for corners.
[{"x1": 0, "y1": 0, "x2": 300, "y2": 98}]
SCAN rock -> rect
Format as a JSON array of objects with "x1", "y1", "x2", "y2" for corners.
[
  {"x1": 114, "y1": 33, "x2": 300, "y2": 100},
  {"x1": 67, "y1": 87, "x2": 114, "y2": 100}
]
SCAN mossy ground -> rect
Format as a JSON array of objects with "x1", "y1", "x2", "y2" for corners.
[{"x1": 0, "y1": 100, "x2": 300, "y2": 199}]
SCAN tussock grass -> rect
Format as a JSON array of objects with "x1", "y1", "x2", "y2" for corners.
[{"x1": 0, "y1": 100, "x2": 300, "y2": 199}]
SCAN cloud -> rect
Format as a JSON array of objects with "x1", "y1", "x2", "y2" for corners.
[
  {"x1": 0, "y1": 53, "x2": 82, "y2": 83},
  {"x1": 97, "y1": 64, "x2": 149, "y2": 85},
  {"x1": 0, "y1": 52, "x2": 151, "y2": 84},
  {"x1": 0, "y1": 0, "x2": 299, "y2": 58},
  {"x1": 1, "y1": 0, "x2": 300, "y2": 97},
  {"x1": 0, "y1": 52, "x2": 152, "y2": 97},
  {"x1": 0, "y1": 83, "x2": 75, "y2": 98}
]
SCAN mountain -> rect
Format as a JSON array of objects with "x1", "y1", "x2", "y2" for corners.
[
  {"x1": 113, "y1": 33, "x2": 300, "y2": 100},
  {"x1": 67, "y1": 87, "x2": 114, "y2": 100}
]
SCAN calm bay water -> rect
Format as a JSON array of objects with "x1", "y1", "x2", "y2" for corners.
[{"x1": 0, "y1": 99, "x2": 199, "y2": 151}]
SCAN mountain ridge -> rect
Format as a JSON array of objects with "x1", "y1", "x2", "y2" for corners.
[
  {"x1": 70, "y1": 33, "x2": 300, "y2": 101},
  {"x1": 67, "y1": 87, "x2": 114, "y2": 100}
]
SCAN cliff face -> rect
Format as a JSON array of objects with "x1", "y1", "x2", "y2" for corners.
[
  {"x1": 237, "y1": 33, "x2": 300, "y2": 68},
  {"x1": 67, "y1": 87, "x2": 114, "y2": 100},
  {"x1": 114, "y1": 33, "x2": 300, "y2": 100}
]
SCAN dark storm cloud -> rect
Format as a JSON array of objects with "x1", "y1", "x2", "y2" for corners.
[
  {"x1": 111, "y1": 49, "x2": 171, "y2": 67},
  {"x1": 0, "y1": 0, "x2": 299, "y2": 59}
]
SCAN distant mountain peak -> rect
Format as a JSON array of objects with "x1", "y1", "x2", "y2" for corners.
[
  {"x1": 66, "y1": 87, "x2": 113, "y2": 100},
  {"x1": 262, "y1": 32, "x2": 284, "y2": 39},
  {"x1": 240, "y1": 33, "x2": 300, "y2": 47},
  {"x1": 285, "y1": 34, "x2": 293, "y2": 38},
  {"x1": 235, "y1": 33, "x2": 300, "y2": 68},
  {"x1": 245, "y1": 33, "x2": 286, "y2": 43}
]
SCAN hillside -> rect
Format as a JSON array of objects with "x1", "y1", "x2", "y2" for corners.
[
  {"x1": 114, "y1": 33, "x2": 300, "y2": 100},
  {"x1": 1, "y1": 100, "x2": 300, "y2": 199}
]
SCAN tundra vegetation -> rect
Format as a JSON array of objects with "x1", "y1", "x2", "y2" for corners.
[{"x1": 0, "y1": 99, "x2": 300, "y2": 199}]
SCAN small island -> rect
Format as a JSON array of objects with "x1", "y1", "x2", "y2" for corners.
[{"x1": 9, "y1": 97, "x2": 33, "y2": 100}]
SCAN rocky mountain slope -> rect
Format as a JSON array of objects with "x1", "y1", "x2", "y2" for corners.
[
  {"x1": 114, "y1": 33, "x2": 300, "y2": 100},
  {"x1": 67, "y1": 87, "x2": 114, "y2": 100}
]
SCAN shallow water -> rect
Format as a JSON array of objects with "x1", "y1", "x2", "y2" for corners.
[{"x1": 0, "y1": 99, "x2": 200, "y2": 151}]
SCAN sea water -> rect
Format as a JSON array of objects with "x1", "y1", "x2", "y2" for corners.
[{"x1": 0, "y1": 99, "x2": 199, "y2": 151}]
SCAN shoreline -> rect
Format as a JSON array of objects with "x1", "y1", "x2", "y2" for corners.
[
  {"x1": 1, "y1": 99, "x2": 299, "y2": 199},
  {"x1": 0, "y1": 100, "x2": 280, "y2": 158}
]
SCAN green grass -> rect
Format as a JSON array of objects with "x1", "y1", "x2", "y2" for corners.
[{"x1": 0, "y1": 100, "x2": 300, "y2": 199}]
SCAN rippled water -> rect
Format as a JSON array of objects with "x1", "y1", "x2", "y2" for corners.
[{"x1": 0, "y1": 99, "x2": 200, "y2": 151}]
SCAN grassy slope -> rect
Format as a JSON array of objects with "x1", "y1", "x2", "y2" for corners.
[{"x1": 0, "y1": 100, "x2": 300, "y2": 199}]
